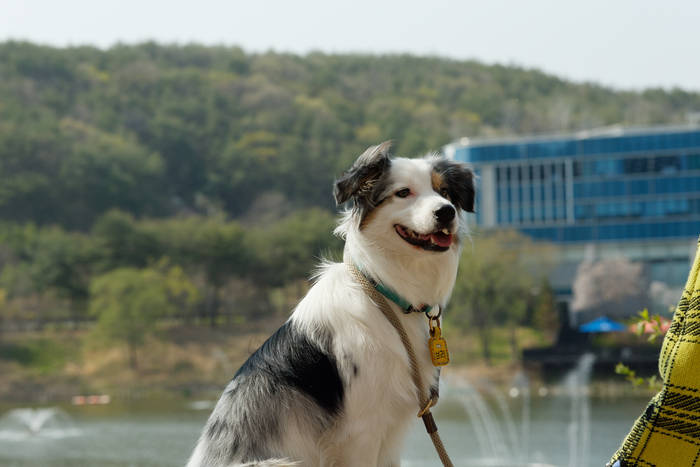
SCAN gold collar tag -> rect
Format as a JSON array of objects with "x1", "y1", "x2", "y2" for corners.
[{"x1": 428, "y1": 319, "x2": 450, "y2": 366}]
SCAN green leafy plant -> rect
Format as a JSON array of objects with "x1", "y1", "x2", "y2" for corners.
[
  {"x1": 633, "y1": 308, "x2": 666, "y2": 344},
  {"x1": 88, "y1": 264, "x2": 199, "y2": 369},
  {"x1": 615, "y1": 363, "x2": 659, "y2": 389},
  {"x1": 615, "y1": 308, "x2": 669, "y2": 389}
]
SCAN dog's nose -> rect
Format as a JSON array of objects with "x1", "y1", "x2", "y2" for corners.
[{"x1": 434, "y1": 205, "x2": 456, "y2": 224}]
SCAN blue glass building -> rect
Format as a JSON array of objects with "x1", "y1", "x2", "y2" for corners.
[{"x1": 444, "y1": 125, "x2": 700, "y2": 289}]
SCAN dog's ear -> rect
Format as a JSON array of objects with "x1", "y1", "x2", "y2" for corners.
[
  {"x1": 334, "y1": 141, "x2": 392, "y2": 206},
  {"x1": 433, "y1": 159, "x2": 476, "y2": 213}
]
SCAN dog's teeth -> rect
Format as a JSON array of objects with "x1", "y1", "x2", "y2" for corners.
[
  {"x1": 430, "y1": 237, "x2": 436, "y2": 244},
  {"x1": 442, "y1": 229, "x2": 450, "y2": 235}
]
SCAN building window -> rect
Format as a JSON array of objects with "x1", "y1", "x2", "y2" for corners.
[
  {"x1": 655, "y1": 155, "x2": 681, "y2": 173},
  {"x1": 623, "y1": 157, "x2": 649, "y2": 174},
  {"x1": 630, "y1": 180, "x2": 649, "y2": 195}
]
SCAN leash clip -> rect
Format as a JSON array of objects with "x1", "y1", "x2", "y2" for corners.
[{"x1": 418, "y1": 397, "x2": 433, "y2": 418}]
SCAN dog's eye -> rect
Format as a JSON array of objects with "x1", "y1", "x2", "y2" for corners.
[
  {"x1": 439, "y1": 187, "x2": 450, "y2": 199},
  {"x1": 395, "y1": 188, "x2": 410, "y2": 198}
]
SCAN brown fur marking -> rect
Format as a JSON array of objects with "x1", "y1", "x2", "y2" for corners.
[
  {"x1": 359, "y1": 202, "x2": 384, "y2": 231},
  {"x1": 431, "y1": 170, "x2": 444, "y2": 194}
]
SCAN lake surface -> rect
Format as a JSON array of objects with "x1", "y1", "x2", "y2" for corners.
[{"x1": 0, "y1": 384, "x2": 649, "y2": 467}]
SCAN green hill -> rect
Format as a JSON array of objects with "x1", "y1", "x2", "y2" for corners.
[
  {"x1": 2, "y1": 41, "x2": 699, "y2": 230},
  {"x1": 5, "y1": 42, "x2": 681, "y2": 373}
]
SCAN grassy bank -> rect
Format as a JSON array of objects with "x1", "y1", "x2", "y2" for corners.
[
  {"x1": 0, "y1": 320, "x2": 288, "y2": 402},
  {"x1": 2, "y1": 321, "x2": 630, "y2": 403}
]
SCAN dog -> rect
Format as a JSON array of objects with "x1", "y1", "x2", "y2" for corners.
[{"x1": 187, "y1": 141, "x2": 475, "y2": 467}]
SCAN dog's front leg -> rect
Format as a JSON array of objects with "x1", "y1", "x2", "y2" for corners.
[
  {"x1": 338, "y1": 435, "x2": 382, "y2": 467},
  {"x1": 375, "y1": 423, "x2": 409, "y2": 467}
]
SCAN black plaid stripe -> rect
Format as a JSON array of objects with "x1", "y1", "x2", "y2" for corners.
[
  {"x1": 664, "y1": 410, "x2": 700, "y2": 423},
  {"x1": 609, "y1": 238, "x2": 700, "y2": 466},
  {"x1": 624, "y1": 457, "x2": 658, "y2": 467},
  {"x1": 655, "y1": 416, "x2": 700, "y2": 441},
  {"x1": 684, "y1": 311, "x2": 700, "y2": 338},
  {"x1": 651, "y1": 390, "x2": 700, "y2": 443},
  {"x1": 665, "y1": 391, "x2": 700, "y2": 414},
  {"x1": 617, "y1": 419, "x2": 651, "y2": 459},
  {"x1": 613, "y1": 395, "x2": 663, "y2": 463}
]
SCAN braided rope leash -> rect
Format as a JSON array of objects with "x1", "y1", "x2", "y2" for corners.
[{"x1": 344, "y1": 255, "x2": 454, "y2": 467}]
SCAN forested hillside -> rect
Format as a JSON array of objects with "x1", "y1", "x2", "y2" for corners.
[
  {"x1": 1, "y1": 42, "x2": 698, "y2": 371},
  {"x1": 2, "y1": 41, "x2": 699, "y2": 229}
]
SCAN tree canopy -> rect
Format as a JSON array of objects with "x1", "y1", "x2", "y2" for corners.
[
  {"x1": 1, "y1": 41, "x2": 698, "y2": 230},
  {"x1": 450, "y1": 230, "x2": 557, "y2": 364},
  {"x1": 0, "y1": 42, "x2": 694, "y2": 357},
  {"x1": 88, "y1": 263, "x2": 198, "y2": 368}
]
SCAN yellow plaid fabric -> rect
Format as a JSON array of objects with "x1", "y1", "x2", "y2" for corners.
[{"x1": 609, "y1": 238, "x2": 700, "y2": 467}]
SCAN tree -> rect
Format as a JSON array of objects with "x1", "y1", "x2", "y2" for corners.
[
  {"x1": 27, "y1": 226, "x2": 94, "y2": 318},
  {"x1": 532, "y1": 279, "x2": 559, "y2": 342},
  {"x1": 571, "y1": 256, "x2": 650, "y2": 324},
  {"x1": 449, "y1": 230, "x2": 555, "y2": 365},
  {"x1": 91, "y1": 210, "x2": 161, "y2": 272},
  {"x1": 57, "y1": 119, "x2": 169, "y2": 229},
  {"x1": 2, "y1": 41, "x2": 698, "y2": 231},
  {"x1": 0, "y1": 223, "x2": 93, "y2": 325},
  {"x1": 251, "y1": 208, "x2": 344, "y2": 287},
  {"x1": 88, "y1": 265, "x2": 198, "y2": 369},
  {"x1": 141, "y1": 215, "x2": 253, "y2": 326}
]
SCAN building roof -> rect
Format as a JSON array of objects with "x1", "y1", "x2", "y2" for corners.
[
  {"x1": 445, "y1": 124, "x2": 700, "y2": 163},
  {"x1": 448, "y1": 123, "x2": 700, "y2": 150}
]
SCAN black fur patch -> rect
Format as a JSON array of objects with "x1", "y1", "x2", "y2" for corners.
[
  {"x1": 234, "y1": 322, "x2": 345, "y2": 416},
  {"x1": 334, "y1": 141, "x2": 393, "y2": 226},
  {"x1": 197, "y1": 322, "x2": 345, "y2": 464},
  {"x1": 206, "y1": 418, "x2": 232, "y2": 440},
  {"x1": 431, "y1": 159, "x2": 476, "y2": 213}
]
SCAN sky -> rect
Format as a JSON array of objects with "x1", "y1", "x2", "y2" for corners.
[{"x1": 3, "y1": 0, "x2": 700, "y2": 92}]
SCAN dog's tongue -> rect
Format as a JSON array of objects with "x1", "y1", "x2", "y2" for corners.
[{"x1": 420, "y1": 232, "x2": 452, "y2": 248}]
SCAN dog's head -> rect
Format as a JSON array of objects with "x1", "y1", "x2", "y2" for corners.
[{"x1": 334, "y1": 141, "x2": 475, "y2": 254}]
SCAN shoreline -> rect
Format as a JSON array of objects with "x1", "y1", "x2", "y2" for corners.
[{"x1": 0, "y1": 322, "x2": 658, "y2": 404}]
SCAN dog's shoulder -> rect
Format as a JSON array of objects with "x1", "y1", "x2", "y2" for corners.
[
  {"x1": 234, "y1": 320, "x2": 345, "y2": 414},
  {"x1": 292, "y1": 261, "x2": 366, "y2": 321}
]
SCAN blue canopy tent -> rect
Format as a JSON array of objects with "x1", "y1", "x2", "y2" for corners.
[{"x1": 578, "y1": 316, "x2": 627, "y2": 333}]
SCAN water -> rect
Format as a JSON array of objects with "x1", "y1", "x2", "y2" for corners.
[
  {"x1": 0, "y1": 407, "x2": 81, "y2": 441},
  {"x1": 565, "y1": 354, "x2": 596, "y2": 467},
  {"x1": 0, "y1": 401, "x2": 207, "y2": 467},
  {"x1": 0, "y1": 389, "x2": 648, "y2": 467},
  {"x1": 404, "y1": 389, "x2": 646, "y2": 467}
]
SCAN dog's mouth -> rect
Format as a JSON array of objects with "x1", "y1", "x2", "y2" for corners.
[{"x1": 394, "y1": 225, "x2": 452, "y2": 252}]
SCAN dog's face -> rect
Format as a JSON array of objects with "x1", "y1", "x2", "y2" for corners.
[{"x1": 334, "y1": 141, "x2": 475, "y2": 254}]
